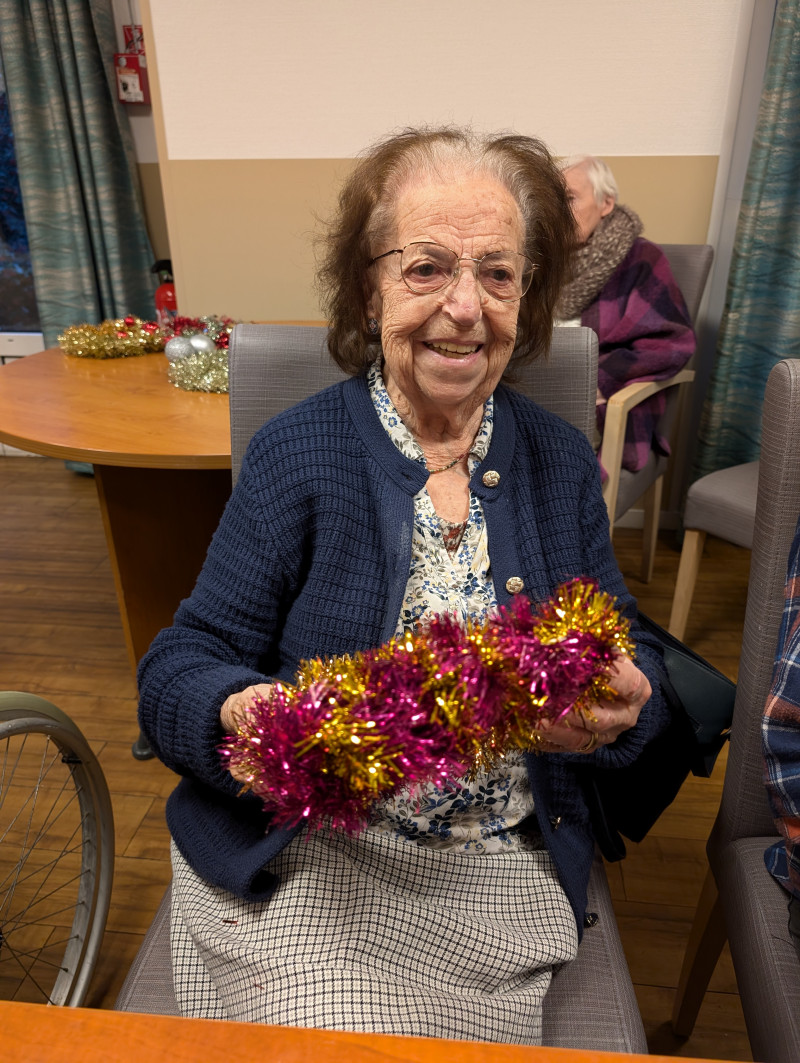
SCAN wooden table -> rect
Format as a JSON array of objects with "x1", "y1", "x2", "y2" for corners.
[
  {"x1": 0, "y1": 1000, "x2": 728, "y2": 1063},
  {"x1": 0, "y1": 348, "x2": 232, "y2": 677}
]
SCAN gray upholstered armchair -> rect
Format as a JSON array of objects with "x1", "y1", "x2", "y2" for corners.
[
  {"x1": 117, "y1": 324, "x2": 649, "y2": 1053},
  {"x1": 672, "y1": 358, "x2": 800, "y2": 1062}
]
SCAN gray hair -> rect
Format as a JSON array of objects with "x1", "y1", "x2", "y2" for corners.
[{"x1": 558, "y1": 154, "x2": 618, "y2": 207}]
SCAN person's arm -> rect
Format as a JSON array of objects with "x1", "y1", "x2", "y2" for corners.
[
  {"x1": 763, "y1": 518, "x2": 800, "y2": 899},
  {"x1": 137, "y1": 451, "x2": 293, "y2": 794}
]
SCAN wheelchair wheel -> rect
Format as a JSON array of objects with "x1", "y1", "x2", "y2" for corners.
[{"x1": 0, "y1": 691, "x2": 114, "y2": 1006}]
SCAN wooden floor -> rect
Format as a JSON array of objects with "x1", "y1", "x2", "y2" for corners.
[{"x1": 0, "y1": 457, "x2": 753, "y2": 1058}]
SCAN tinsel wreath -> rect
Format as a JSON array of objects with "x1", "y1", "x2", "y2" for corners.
[
  {"x1": 167, "y1": 347, "x2": 230, "y2": 393},
  {"x1": 58, "y1": 315, "x2": 167, "y2": 358},
  {"x1": 164, "y1": 315, "x2": 235, "y2": 393},
  {"x1": 222, "y1": 579, "x2": 635, "y2": 835},
  {"x1": 170, "y1": 314, "x2": 234, "y2": 349}
]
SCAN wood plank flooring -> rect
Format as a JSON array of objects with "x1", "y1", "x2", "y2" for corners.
[{"x1": 0, "y1": 457, "x2": 753, "y2": 1057}]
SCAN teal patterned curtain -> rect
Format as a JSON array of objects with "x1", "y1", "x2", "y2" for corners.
[
  {"x1": 693, "y1": 0, "x2": 800, "y2": 479},
  {"x1": 0, "y1": 0, "x2": 155, "y2": 348}
]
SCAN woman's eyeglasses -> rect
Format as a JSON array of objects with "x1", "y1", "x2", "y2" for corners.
[{"x1": 369, "y1": 242, "x2": 535, "y2": 302}]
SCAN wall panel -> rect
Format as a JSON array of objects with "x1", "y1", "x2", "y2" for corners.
[
  {"x1": 140, "y1": 0, "x2": 744, "y2": 319},
  {"x1": 148, "y1": 0, "x2": 743, "y2": 160}
]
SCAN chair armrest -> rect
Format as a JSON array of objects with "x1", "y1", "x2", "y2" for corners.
[{"x1": 600, "y1": 370, "x2": 695, "y2": 525}]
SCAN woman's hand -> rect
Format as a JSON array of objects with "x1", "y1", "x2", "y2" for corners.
[
  {"x1": 534, "y1": 654, "x2": 651, "y2": 754},
  {"x1": 220, "y1": 683, "x2": 274, "y2": 735}
]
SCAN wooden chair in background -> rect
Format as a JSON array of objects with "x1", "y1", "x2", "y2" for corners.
[
  {"x1": 600, "y1": 243, "x2": 714, "y2": 581},
  {"x1": 668, "y1": 460, "x2": 759, "y2": 641}
]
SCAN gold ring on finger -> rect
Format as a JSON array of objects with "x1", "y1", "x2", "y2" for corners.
[{"x1": 576, "y1": 730, "x2": 599, "y2": 754}]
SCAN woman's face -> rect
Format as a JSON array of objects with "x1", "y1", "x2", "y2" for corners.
[
  {"x1": 366, "y1": 174, "x2": 525, "y2": 424},
  {"x1": 562, "y1": 164, "x2": 614, "y2": 246}
]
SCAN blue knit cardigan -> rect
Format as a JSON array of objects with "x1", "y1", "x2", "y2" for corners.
[{"x1": 137, "y1": 373, "x2": 669, "y2": 938}]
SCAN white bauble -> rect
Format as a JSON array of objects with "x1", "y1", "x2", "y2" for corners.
[
  {"x1": 164, "y1": 336, "x2": 195, "y2": 362},
  {"x1": 189, "y1": 334, "x2": 216, "y2": 354}
]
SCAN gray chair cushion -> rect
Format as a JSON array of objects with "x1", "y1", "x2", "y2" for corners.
[
  {"x1": 543, "y1": 856, "x2": 647, "y2": 1052},
  {"x1": 115, "y1": 887, "x2": 178, "y2": 1015},
  {"x1": 715, "y1": 837, "x2": 800, "y2": 1063},
  {"x1": 684, "y1": 461, "x2": 759, "y2": 548},
  {"x1": 615, "y1": 451, "x2": 668, "y2": 520}
]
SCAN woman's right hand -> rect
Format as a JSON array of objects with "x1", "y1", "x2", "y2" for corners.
[{"x1": 219, "y1": 683, "x2": 274, "y2": 734}]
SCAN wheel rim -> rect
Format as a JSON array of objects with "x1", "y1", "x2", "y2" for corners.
[{"x1": 0, "y1": 700, "x2": 113, "y2": 1006}]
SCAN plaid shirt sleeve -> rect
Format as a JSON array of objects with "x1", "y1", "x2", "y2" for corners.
[{"x1": 763, "y1": 513, "x2": 800, "y2": 899}]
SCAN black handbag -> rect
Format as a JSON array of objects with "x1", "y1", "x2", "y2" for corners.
[{"x1": 582, "y1": 611, "x2": 736, "y2": 862}]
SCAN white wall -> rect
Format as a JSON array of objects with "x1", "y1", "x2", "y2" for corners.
[{"x1": 148, "y1": 0, "x2": 746, "y2": 161}]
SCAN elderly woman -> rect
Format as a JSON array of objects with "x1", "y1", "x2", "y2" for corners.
[
  {"x1": 557, "y1": 154, "x2": 695, "y2": 475},
  {"x1": 137, "y1": 127, "x2": 668, "y2": 1045}
]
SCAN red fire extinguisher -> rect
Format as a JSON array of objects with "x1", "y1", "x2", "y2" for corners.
[
  {"x1": 114, "y1": 25, "x2": 151, "y2": 105},
  {"x1": 152, "y1": 259, "x2": 177, "y2": 328}
]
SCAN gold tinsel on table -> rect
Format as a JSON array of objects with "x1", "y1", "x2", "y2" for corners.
[
  {"x1": 167, "y1": 348, "x2": 229, "y2": 393},
  {"x1": 58, "y1": 316, "x2": 167, "y2": 358}
]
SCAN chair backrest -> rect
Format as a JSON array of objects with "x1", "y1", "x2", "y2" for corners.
[
  {"x1": 710, "y1": 358, "x2": 800, "y2": 851},
  {"x1": 652, "y1": 244, "x2": 714, "y2": 436},
  {"x1": 658, "y1": 244, "x2": 714, "y2": 325},
  {"x1": 228, "y1": 324, "x2": 598, "y2": 485}
]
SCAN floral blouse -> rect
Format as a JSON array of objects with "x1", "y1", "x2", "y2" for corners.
[{"x1": 365, "y1": 361, "x2": 540, "y2": 854}]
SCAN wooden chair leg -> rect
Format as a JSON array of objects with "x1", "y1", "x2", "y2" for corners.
[
  {"x1": 672, "y1": 868, "x2": 727, "y2": 1037},
  {"x1": 668, "y1": 528, "x2": 706, "y2": 641},
  {"x1": 640, "y1": 476, "x2": 663, "y2": 583}
]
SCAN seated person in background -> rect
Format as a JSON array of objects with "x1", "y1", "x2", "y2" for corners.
[
  {"x1": 557, "y1": 155, "x2": 695, "y2": 475},
  {"x1": 763, "y1": 512, "x2": 800, "y2": 960}
]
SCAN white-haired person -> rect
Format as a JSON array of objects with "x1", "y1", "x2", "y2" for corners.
[{"x1": 557, "y1": 155, "x2": 695, "y2": 475}]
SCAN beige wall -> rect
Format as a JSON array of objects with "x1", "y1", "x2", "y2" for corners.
[
  {"x1": 140, "y1": 0, "x2": 745, "y2": 320},
  {"x1": 154, "y1": 156, "x2": 718, "y2": 321}
]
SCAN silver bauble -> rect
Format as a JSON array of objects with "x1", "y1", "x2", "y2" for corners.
[
  {"x1": 164, "y1": 335, "x2": 195, "y2": 362},
  {"x1": 189, "y1": 333, "x2": 217, "y2": 354}
]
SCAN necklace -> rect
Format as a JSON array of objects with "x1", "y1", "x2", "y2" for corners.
[{"x1": 425, "y1": 451, "x2": 467, "y2": 475}]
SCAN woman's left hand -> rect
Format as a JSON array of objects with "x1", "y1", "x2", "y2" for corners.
[{"x1": 534, "y1": 653, "x2": 651, "y2": 754}]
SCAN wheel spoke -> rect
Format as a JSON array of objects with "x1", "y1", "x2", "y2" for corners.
[{"x1": 0, "y1": 937, "x2": 67, "y2": 1004}]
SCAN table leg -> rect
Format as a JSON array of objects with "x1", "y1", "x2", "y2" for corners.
[{"x1": 93, "y1": 466, "x2": 231, "y2": 750}]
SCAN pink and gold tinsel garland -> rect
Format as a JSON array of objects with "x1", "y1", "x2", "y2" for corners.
[{"x1": 222, "y1": 579, "x2": 635, "y2": 835}]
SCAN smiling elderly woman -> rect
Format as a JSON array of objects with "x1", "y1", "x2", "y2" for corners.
[{"x1": 137, "y1": 127, "x2": 668, "y2": 1045}]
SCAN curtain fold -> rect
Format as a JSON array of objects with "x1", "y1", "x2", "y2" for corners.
[
  {"x1": 693, "y1": 0, "x2": 800, "y2": 479},
  {"x1": 0, "y1": 0, "x2": 155, "y2": 347}
]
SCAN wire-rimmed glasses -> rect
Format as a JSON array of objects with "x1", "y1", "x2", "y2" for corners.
[{"x1": 369, "y1": 242, "x2": 535, "y2": 302}]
